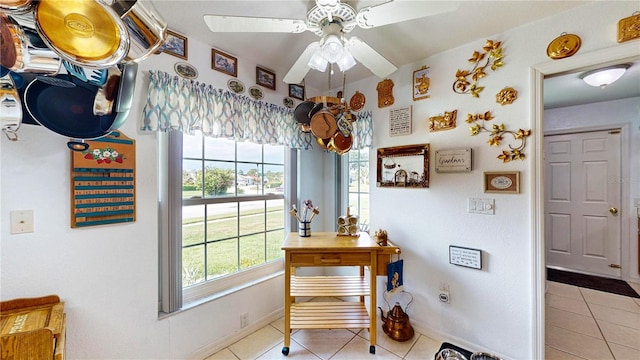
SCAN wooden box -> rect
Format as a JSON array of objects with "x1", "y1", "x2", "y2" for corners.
[{"x1": 0, "y1": 295, "x2": 66, "y2": 360}]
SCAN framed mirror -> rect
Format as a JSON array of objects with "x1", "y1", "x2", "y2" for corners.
[{"x1": 376, "y1": 144, "x2": 430, "y2": 188}]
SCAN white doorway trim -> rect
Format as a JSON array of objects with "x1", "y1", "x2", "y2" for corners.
[{"x1": 530, "y1": 41, "x2": 640, "y2": 359}]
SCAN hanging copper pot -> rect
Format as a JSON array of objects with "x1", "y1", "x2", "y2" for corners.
[
  {"x1": 1, "y1": 13, "x2": 61, "y2": 74},
  {"x1": 310, "y1": 107, "x2": 337, "y2": 139}
]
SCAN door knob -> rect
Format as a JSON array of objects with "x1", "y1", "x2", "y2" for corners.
[{"x1": 609, "y1": 207, "x2": 618, "y2": 215}]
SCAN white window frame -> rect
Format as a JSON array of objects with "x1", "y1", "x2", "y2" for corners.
[{"x1": 159, "y1": 131, "x2": 295, "y2": 314}]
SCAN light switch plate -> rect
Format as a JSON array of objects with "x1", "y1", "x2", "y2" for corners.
[
  {"x1": 468, "y1": 198, "x2": 495, "y2": 215},
  {"x1": 634, "y1": 198, "x2": 640, "y2": 208},
  {"x1": 11, "y1": 210, "x2": 34, "y2": 234}
]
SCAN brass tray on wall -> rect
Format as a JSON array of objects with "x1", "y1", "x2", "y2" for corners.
[
  {"x1": 546, "y1": 33, "x2": 581, "y2": 59},
  {"x1": 376, "y1": 144, "x2": 429, "y2": 188}
]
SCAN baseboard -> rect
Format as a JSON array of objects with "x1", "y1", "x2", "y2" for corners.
[{"x1": 187, "y1": 307, "x2": 284, "y2": 359}]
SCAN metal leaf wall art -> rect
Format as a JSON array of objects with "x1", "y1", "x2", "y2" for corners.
[
  {"x1": 453, "y1": 40, "x2": 505, "y2": 97},
  {"x1": 466, "y1": 111, "x2": 531, "y2": 163}
]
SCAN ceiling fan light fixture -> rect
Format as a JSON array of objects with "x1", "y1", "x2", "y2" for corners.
[
  {"x1": 580, "y1": 64, "x2": 631, "y2": 88},
  {"x1": 308, "y1": 48, "x2": 329, "y2": 72},
  {"x1": 321, "y1": 35, "x2": 345, "y2": 63},
  {"x1": 336, "y1": 50, "x2": 356, "y2": 72}
]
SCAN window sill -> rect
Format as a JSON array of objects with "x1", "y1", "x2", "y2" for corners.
[{"x1": 159, "y1": 268, "x2": 284, "y2": 319}]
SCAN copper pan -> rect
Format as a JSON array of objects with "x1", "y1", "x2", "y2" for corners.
[
  {"x1": 310, "y1": 107, "x2": 338, "y2": 139},
  {"x1": 34, "y1": 0, "x2": 130, "y2": 69},
  {"x1": 1, "y1": 13, "x2": 61, "y2": 74},
  {"x1": 328, "y1": 132, "x2": 353, "y2": 155},
  {"x1": 0, "y1": 0, "x2": 33, "y2": 14}
]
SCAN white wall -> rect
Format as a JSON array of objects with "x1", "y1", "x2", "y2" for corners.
[
  {"x1": 545, "y1": 97, "x2": 640, "y2": 283},
  {"x1": 1, "y1": 1, "x2": 638, "y2": 359},
  {"x1": 348, "y1": 1, "x2": 639, "y2": 358}
]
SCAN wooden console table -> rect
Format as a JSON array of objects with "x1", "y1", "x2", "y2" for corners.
[{"x1": 281, "y1": 232, "x2": 399, "y2": 355}]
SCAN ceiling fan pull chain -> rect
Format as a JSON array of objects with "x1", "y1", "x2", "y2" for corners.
[{"x1": 341, "y1": 73, "x2": 346, "y2": 99}]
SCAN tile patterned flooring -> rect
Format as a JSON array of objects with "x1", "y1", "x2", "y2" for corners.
[{"x1": 205, "y1": 281, "x2": 640, "y2": 360}]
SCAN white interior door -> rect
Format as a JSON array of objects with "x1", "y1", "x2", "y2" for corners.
[{"x1": 544, "y1": 129, "x2": 621, "y2": 278}]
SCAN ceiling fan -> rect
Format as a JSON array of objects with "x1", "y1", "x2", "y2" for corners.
[{"x1": 204, "y1": 0, "x2": 459, "y2": 84}]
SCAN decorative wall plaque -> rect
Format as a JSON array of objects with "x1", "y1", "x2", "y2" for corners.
[
  {"x1": 483, "y1": 171, "x2": 520, "y2": 193},
  {"x1": 389, "y1": 106, "x2": 412, "y2": 136},
  {"x1": 618, "y1": 11, "x2": 640, "y2": 43},
  {"x1": 413, "y1": 66, "x2": 431, "y2": 101},
  {"x1": 496, "y1": 87, "x2": 517, "y2": 105},
  {"x1": 376, "y1": 79, "x2": 394, "y2": 108},
  {"x1": 70, "y1": 131, "x2": 136, "y2": 228},
  {"x1": 429, "y1": 110, "x2": 457, "y2": 132},
  {"x1": 546, "y1": 33, "x2": 581, "y2": 60},
  {"x1": 449, "y1": 246, "x2": 482, "y2": 270},
  {"x1": 435, "y1": 148, "x2": 472, "y2": 173}
]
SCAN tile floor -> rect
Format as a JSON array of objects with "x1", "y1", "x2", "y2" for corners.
[
  {"x1": 545, "y1": 280, "x2": 640, "y2": 360},
  {"x1": 205, "y1": 281, "x2": 640, "y2": 360}
]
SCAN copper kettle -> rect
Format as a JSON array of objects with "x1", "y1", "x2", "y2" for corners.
[{"x1": 378, "y1": 301, "x2": 414, "y2": 342}]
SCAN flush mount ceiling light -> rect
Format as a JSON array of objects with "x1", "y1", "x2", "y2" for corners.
[{"x1": 580, "y1": 64, "x2": 631, "y2": 88}]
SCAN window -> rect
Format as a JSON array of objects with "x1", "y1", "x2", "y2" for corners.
[
  {"x1": 162, "y1": 131, "x2": 288, "y2": 310},
  {"x1": 347, "y1": 148, "x2": 370, "y2": 229}
]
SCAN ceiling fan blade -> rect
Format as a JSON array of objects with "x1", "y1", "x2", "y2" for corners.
[
  {"x1": 356, "y1": 0, "x2": 460, "y2": 29},
  {"x1": 283, "y1": 41, "x2": 321, "y2": 84},
  {"x1": 204, "y1": 15, "x2": 307, "y2": 33},
  {"x1": 345, "y1": 37, "x2": 397, "y2": 79}
]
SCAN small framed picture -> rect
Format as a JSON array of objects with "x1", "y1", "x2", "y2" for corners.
[
  {"x1": 256, "y1": 66, "x2": 276, "y2": 90},
  {"x1": 289, "y1": 84, "x2": 305, "y2": 100},
  {"x1": 484, "y1": 171, "x2": 520, "y2": 193},
  {"x1": 160, "y1": 29, "x2": 188, "y2": 60},
  {"x1": 212, "y1": 49, "x2": 237, "y2": 77}
]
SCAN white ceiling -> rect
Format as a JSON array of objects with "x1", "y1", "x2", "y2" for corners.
[{"x1": 151, "y1": 0, "x2": 640, "y2": 108}]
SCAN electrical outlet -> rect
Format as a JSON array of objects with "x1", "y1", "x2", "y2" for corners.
[
  {"x1": 240, "y1": 312, "x2": 248, "y2": 328},
  {"x1": 439, "y1": 290, "x2": 450, "y2": 304},
  {"x1": 439, "y1": 282, "x2": 450, "y2": 304}
]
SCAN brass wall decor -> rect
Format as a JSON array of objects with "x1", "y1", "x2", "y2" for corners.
[
  {"x1": 377, "y1": 144, "x2": 429, "y2": 188},
  {"x1": 546, "y1": 33, "x2": 581, "y2": 59},
  {"x1": 412, "y1": 66, "x2": 431, "y2": 101},
  {"x1": 350, "y1": 91, "x2": 366, "y2": 111},
  {"x1": 377, "y1": 79, "x2": 394, "y2": 108},
  {"x1": 496, "y1": 87, "x2": 517, "y2": 105},
  {"x1": 466, "y1": 111, "x2": 531, "y2": 163},
  {"x1": 618, "y1": 11, "x2": 640, "y2": 43},
  {"x1": 428, "y1": 110, "x2": 457, "y2": 132},
  {"x1": 453, "y1": 39, "x2": 504, "y2": 98}
]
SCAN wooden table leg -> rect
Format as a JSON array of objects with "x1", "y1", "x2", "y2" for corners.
[{"x1": 283, "y1": 258, "x2": 292, "y2": 355}]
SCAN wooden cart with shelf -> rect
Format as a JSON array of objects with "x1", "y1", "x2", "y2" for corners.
[{"x1": 281, "y1": 232, "x2": 400, "y2": 355}]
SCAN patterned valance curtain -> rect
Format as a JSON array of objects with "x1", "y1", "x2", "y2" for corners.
[{"x1": 141, "y1": 70, "x2": 372, "y2": 150}]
